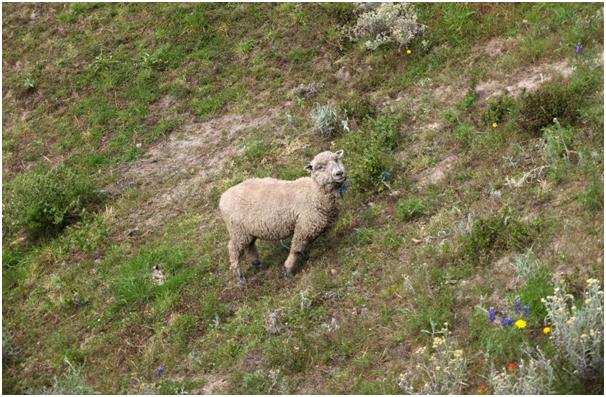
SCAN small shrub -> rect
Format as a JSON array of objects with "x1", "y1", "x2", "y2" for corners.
[
  {"x1": 345, "y1": 3, "x2": 426, "y2": 50},
  {"x1": 310, "y1": 103, "x2": 347, "y2": 137},
  {"x1": 340, "y1": 115, "x2": 402, "y2": 192},
  {"x1": 398, "y1": 323, "x2": 467, "y2": 394},
  {"x1": 513, "y1": 249, "x2": 542, "y2": 285},
  {"x1": 517, "y1": 81, "x2": 580, "y2": 135},
  {"x1": 341, "y1": 97, "x2": 377, "y2": 121},
  {"x1": 398, "y1": 197, "x2": 430, "y2": 221},
  {"x1": 543, "y1": 278, "x2": 604, "y2": 381},
  {"x1": 4, "y1": 166, "x2": 97, "y2": 236},
  {"x1": 489, "y1": 347, "x2": 556, "y2": 394},
  {"x1": 542, "y1": 122, "x2": 574, "y2": 164},
  {"x1": 461, "y1": 212, "x2": 538, "y2": 266}
]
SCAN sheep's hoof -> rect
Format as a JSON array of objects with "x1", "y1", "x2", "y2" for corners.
[
  {"x1": 252, "y1": 259, "x2": 263, "y2": 272},
  {"x1": 283, "y1": 268, "x2": 294, "y2": 279},
  {"x1": 237, "y1": 275, "x2": 247, "y2": 285}
]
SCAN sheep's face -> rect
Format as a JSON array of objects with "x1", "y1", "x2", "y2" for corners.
[{"x1": 305, "y1": 150, "x2": 346, "y2": 188}]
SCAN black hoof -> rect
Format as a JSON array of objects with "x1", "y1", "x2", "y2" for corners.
[
  {"x1": 252, "y1": 259, "x2": 263, "y2": 272},
  {"x1": 237, "y1": 275, "x2": 247, "y2": 285}
]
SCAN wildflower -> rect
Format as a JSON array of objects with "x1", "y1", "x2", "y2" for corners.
[
  {"x1": 586, "y1": 278, "x2": 599, "y2": 286},
  {"x1": 576, "y1": 42, "x2": 584, "y2": 55},
  {"x1": 489, "y1": 306, "x2": 496, "y2": 322},
  {"x1": 514, "y1": 297, "x2": 522, "y2": 313},
  {"x1": 453, "y1": 349, "x2": 464, "y2": 358},
  {"x1": 515, "y1": 319, "x2": 527, "y2": 329},
  {"x1": 478, "y1": 383, "x2": 489, "y2": 394},
  {"x1": 432, "y1": 336, "x2": 445, "y2": 348},
  {"x1": 406, "y1": 49, "x2": 412, "y2": 55},
  {"x1": 543, "y1": 326, "x2": 551, "y2": 335},
  {"x1": 507, "y1": 362, "x2": 518, "y2": 371},
  {"x1": 156, "y1": 365, "x2": 166, "y2": 377},
  {"x1": 501, "y1": 316, "x2": 514, "y2": 327},
  {"x1": 415, "y1": 346, "x2": 427, "y2": 355},
  {"x1": 492, "y1": 122, "x2": 498, "y2": 128},
  {"x1": 522, "y1": 305, "x2": 531, "y2": 317}
]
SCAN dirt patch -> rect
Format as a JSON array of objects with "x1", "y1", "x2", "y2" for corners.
[
  {"x1": 196, "y1": 374, "x2": 228, "y2": 395},
  {"x1": 115, "y1": 102, "x2": 283, "y2": 231},
  {"x1": 476, "y1": 60, "x2": 575, "y2": 100},
  {"x1": 414, "y1": 155, "x2": 458, "y2": 188},
  {"x1": 476, "y1": 36, "x2": 520, "y2": 57}
]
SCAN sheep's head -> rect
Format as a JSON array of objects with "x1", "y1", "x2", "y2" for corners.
[{"x1": 305, "y1": 150, "x2": 346, "y2": 188}]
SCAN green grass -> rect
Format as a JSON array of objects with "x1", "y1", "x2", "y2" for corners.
[{"x1": 2, "y1": 3, "x2": 603, "y2": 394}]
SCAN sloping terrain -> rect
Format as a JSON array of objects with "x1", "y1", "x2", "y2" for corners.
[{"x1": 2, "y1": 3, "x2": 604, "y2": 394}]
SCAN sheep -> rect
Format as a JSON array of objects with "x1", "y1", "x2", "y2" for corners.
[{"x1": 219, "y1": 149, "x2": 347, "y2": 284}]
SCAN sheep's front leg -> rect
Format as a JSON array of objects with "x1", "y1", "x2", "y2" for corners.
[{"x1": 283, "y1": 233, "x2": 312, "y2": 278}]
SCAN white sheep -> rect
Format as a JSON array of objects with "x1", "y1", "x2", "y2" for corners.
[{"x1": 219, "y1": 150, "x2": 347, "y2": 284}]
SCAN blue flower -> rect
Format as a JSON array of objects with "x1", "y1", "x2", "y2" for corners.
[
  {"x1": 522, "y1": 305, "x2": 531, "y2": 317},
  {"x1": 514, "y1": 297, "x2": 522, "y2": 314},
  {"x1": 500, "y1": 316, "x2": 514, "y2": 327},
  {"x1": 156, "y1": 365, "x2": 166, "y2": 377},
  {"x1": 489, "y1": 307, "x2": 496, "y2": 322},
  {"x1": 576, "y1": 43, "x2": 584, "y2": 55}
]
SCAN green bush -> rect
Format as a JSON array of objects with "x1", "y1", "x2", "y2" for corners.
[
  {"x1": 461, "y1": 212, "x2": 538, "y2": 266},
  {"x1": 341, "y1": 98, "x2": 377, "y2": 122},
  {"x1": 517, "y1": 81, "x2": 580, "y2": 135},
  {"x1": 4, "y1": 166, "x2": 97, "y2": 236},
  {"x1": 341, "y1": 115, "x2": 402, "y2": 192}
]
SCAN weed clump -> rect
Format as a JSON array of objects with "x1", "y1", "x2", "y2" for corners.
[
  {"x1": 398, "y1": 197, "x2": 430, "y2": 221},
  {"x1": 4, "y1": 166, "x2": 97, "y2": 236},
  {"x1": 481, "y1": 95, "x2": 516, "y2": 127},
  {"x1": 344, "y1": 3, "x2": 426, "y2": 50}
]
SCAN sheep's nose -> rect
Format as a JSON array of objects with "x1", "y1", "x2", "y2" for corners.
[{"x1": 334, "y1": 170, "x2": 344, "y2": 177}]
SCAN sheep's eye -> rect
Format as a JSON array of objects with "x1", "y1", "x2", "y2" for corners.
[{"x1": 315, "y1": 165, "x2": 324, "y2": 170}]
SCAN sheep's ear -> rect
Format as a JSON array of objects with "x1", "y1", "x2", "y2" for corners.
[
  {"x1": 335, "y1": 149, "x2": 344, "y2": 158},
  {"x1": 305, "y1": 163, "x2": 313, "y2": 173}
]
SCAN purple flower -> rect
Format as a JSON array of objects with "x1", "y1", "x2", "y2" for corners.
[
  {"x1": 522, "y1": 305, "x2": 531, "y2": 317},
  {"x1": 514, "y1": 297, "x2": 522, "y2": 314},
  {"x1": 156, "y1": 365, "x2": 166, "y2": 377},
  {"x1": 489, "y1": 307, "x2": 496, "y2": 322},
  {"x1": 500, "y1": 316, "x2": 514, "y2": 327},
  {"x1": 576, "y1": 43, "x2": 584, "y2": 55}
]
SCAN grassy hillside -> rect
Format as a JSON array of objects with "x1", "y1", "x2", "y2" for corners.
[{"x1": 2, "y1": 3, "x2": 604, "y2": 394}]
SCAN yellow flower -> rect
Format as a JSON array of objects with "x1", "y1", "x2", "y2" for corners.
[
  {"x1": 491, "y1": 122, "x2": 498, "y2": 128},
  {"x1": 406, "y1": 49, "x2": 412, "y2": 55},
  {"x1": 543, "y1": 326, "x2": 551, "y2": 335},
  {"x1": 515, "y1": 319, "x2": 527, "y2": 329}
]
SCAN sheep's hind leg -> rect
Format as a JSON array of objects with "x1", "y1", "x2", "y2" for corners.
[
  {"x1": 245, "y1": 238, "x2": 262, "y2": 271},
  {"x1": 228, "y1": 239, "x2": 247, "y2": 285}
]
